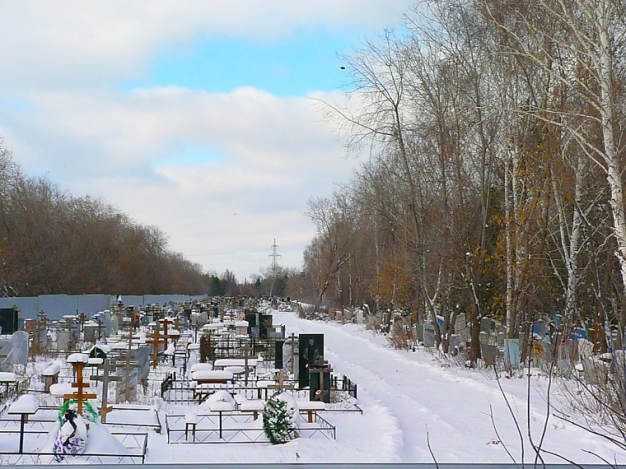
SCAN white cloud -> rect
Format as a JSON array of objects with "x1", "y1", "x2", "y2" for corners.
[
  {"x1": 0, "y1": 86, "x2": 360, "y2": 279},
  {"x1": 0, "y1": 0, "x2": 402, "y2": 280},
  {"x1": 0, "y1": 0, "x2": 416, "y2": 92}
]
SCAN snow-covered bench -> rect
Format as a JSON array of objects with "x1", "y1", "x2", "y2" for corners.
[
  {"x1": 296, "y1": 400, "x2": 326, "y2": 423},
  {"x1": 8, "y1": 394, "x2": 39, "y2": 453}
]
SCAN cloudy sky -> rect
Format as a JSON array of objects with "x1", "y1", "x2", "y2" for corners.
[{"x1": 0, "y1": 1, "x2": 414, "y2": 281}]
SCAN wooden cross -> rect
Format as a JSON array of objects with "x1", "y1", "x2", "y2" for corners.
[
  {"x1": 90, "y1": 358, "x2": 121, "y2": 422},
  {"x1": 64, "y1": 361, "x2": 97, "y2": 415},
  {"x1": 277, "y1": 369, "x2": 286, "y2": 391},
  {"x1": 288, "y1": 333, "x2": 297, "y2": 374},
  {"x1": 161, "y1": 317, "x2": 174, "y2": 342},
  {"x1": 146, "y1": 324, "x2": 167, "y2": 369}
]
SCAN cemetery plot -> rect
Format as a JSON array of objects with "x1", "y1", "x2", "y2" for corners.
[
  {"x1": 0, "y1": 416, "x2": 148, "y2": 464},
  {"x1": 165, "y1": 411, "x2": 336, "y2": 444}
]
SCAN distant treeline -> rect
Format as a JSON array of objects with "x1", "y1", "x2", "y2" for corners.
[{"x1": 0, "y1": 141, "x2": 238, "y2": 297}]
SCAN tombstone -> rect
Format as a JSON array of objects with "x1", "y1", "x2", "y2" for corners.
[
  {"x1": 479, "y1": 331, "x2": 489, "y2": 345},
  {"x1": 10, "y1": 332, "x2": 28, "y2": 366},
  {"x1": 259, "y1": 314, "x2": 272, "y2": 339},
  {"x1": 356, "y1": 310, "x2": 364, "y2": 325},
  {"x1": 423, "y1": 324, "x2": 435, "y2": 348},
  {"x1": 283, "y1": 341, "x2": 293, "y2": 372},
  {"x1": 102, "y1": 310, "x2": 112, "y2": 336},
  {"x1": 117, "y1": 368, "x2": 138, "y2": 403},
  {"x1": 298, "y1": 333, "x2": 324, "y2": 388},
  {"x1": 0, "y1": 307, "x2": 18, "y2": 335},
  {"x1": 83, "y1": 321, "x2": 99, "y2": 343},
  {"x1": 450, "y1": 334, "x2": 461, "y2": 351},
  {"x1": 110, "y1": 314, "x2": 119, "y2": 336},
  {"x1": 480, "y1": 317, "x2": 494, "y2": 333},
  {"x1": 415, "y1": 324, "x2": 424, "y2": 343},
  {"x1": 497, "y1": 332, "x2": 506, "y2": 347},
  {"x1": 56, "y1": 330, "x2": 70, "y2": 351},
  {"x1": 190, "y1": 312, "x2": 199, "y2": 327},
  {"x1": 135, "y1": 344, "x2": 150, "y2": 381},
  {"x1": 454, "y1": 313, "x2": 467, "y2": 334},
  {"x1": 578, "y1": 338, "x2": 594, "y2": 359},
  {"x1": 275, "y1": 340, "x2": 284, "y2": 369},
  {"x1": 567, "y1": 339, "x2": 579, "y2": 363},
  {"x1": 481, "y1": 344, "x2": 498, "y2": 367},
  {"x1": 538, "y1": 336, "x2": 554, "y2": 368},
  {"x1": 309, "y1": 361, "x2": 332, "y2": 403},
  {"x1": 503, "y1": 339, "x2": 520, "y2": 369},
  {"x1": 583, "y1": 357, "x2": 609, "y2": 385},
  {"x1": 533, "y1": 320, "x2": 546, "y2": 337},
  {"x1": 556, "y1": 336, "x2": 572, "y2": 373},
  {"x1": 235, "y1": 321, "x2": 249, "y2": 336}
]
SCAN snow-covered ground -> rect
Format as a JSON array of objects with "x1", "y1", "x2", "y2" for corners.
[
  {"x1": 3, "y1": 310, "x2": 625, "y2": 464},
  {"x1": 144, "y1": 310, "x2": 626, "y2": 464}
]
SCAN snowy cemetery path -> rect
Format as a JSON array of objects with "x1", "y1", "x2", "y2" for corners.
[{"x1": 273, "y1": 311, "x2": 625, "y2": 464}]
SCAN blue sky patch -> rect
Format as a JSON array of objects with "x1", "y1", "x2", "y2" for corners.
[{"x1": 118, "y1": 28, "x2": 360, "y2": 97}]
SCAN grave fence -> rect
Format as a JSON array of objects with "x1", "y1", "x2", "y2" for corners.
[
  {"x1": 165, "y1": 411, "x2": 335, "y2": 444},
  {"x1": 0, "y1": 405, "x2": 162, "y2": 434},
  {"x1": 337, "y1": 376, "x2": 358, "y2": 399},
  {"x1": 0, "y1": 377, "x2": 30, "y2": 406},
  {"x1": 0, "y1": 425, "x2": 148, "y2": 464}
]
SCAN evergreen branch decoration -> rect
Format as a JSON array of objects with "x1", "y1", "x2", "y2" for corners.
[{"x1": 263, "y1": 392, "x2": 299, "y2": 444}]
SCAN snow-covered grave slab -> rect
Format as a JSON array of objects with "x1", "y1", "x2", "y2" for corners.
[
  {"x1": 0, "y1": 372, "x2": 17, "y2": 383},
  {"x1": 213, "y1": 358, "x2": 257, "y2": 368},
  {"x1": 238, "y1": 398, "x2": 265, "y2": 420},
  {"x1": 49, "y1": 382, "x2": 97, "y2": 398},
  {"x1": 103, "y1": 405, "x2": 162, "y2": 433},
  {"x1": 192, "y1": 370, "x2": 233, "y2": 383},
  {"x1": 197, "y1": 390, "x2": 237, "y2": 413},
  {"x1": 190, "y1": 363, "x2": 213, "y2": 373},
  {"x1": 8, "y1": 394, "x2": 39, "y2": 415},
  {"x1": 296, "y1": 399, "x2": 326, "y2": 422}
]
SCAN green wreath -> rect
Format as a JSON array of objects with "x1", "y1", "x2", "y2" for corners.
[{"x1": 58, "y1": 399, "x2": 100, "y2": 424}]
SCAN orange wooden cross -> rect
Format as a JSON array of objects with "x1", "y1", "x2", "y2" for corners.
[
  {"x1": 146, "y1": 325, "x2": 167, "y2": 369},
  {"x1": 63, "y1": 361, "x2": 97, "y2": 415}
]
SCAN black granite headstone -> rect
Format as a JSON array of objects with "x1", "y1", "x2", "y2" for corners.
[
  {"x1": 275, "y1": 340, "x2": 284, "y2": 369},
  {"x1": 0, "y1": 307, "x2": 18, "y2": 334},
  {"x1": 259, "y1": 314, "x2": 272, "y2": 339},
  {"x1": 298, "y1": 333, "x2": 324, "y2": 388}
]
